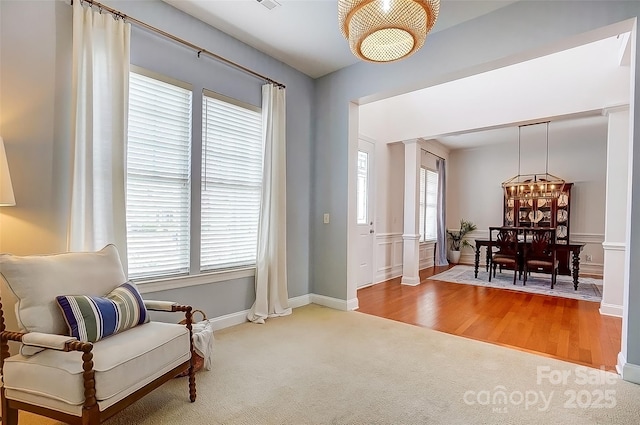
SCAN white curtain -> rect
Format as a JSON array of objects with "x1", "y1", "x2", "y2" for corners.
[
  {"x1": 435, "y1": 158, "x2": 449, "y2": 266},
  {"x1": 248, "y1": 84, "x2": 292, "y2": 324},
  {"x1": 68, "y1": 1, "x2": 130, "y2": 268}
]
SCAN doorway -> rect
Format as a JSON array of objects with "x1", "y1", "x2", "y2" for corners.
[{"x1": 356, "y1": 138, "x2": 375, "y2": 288}]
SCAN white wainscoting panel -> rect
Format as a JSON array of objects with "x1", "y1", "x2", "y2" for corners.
[
  {"x1": 375, "y1": 233, "x2": 404, "y2": 283},
  {"x1": 419, "y1": 241, "x2": 436, "y2": 270},
  {"x1": 457, "y1": 230, "x2": 488, "y2": 266},
  {"x1": 572, "y1": 233, "x2": 604, "y2": 277}
]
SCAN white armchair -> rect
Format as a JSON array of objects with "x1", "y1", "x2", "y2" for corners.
[{"x1": 0, "y1": 245, "x2": 196, "y2": 425}]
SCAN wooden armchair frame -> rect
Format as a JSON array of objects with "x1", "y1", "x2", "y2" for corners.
[{"x1": 0, "y1": 300, "x2": 196, "y2": 425}]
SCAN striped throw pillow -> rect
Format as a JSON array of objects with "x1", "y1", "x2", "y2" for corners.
[{"x1": 56, "y1": 282, "x2": 150, "y2": 342}]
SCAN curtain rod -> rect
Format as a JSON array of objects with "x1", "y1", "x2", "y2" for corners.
[
  {"x1": 423, "y1": 149, "x2": 445, "y2": 161},
  {"x1": 71, "y1": 0, "x2": 285, "y2": 88}
]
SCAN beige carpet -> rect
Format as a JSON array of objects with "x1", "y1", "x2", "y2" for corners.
[{"x1": 19, "y1": 304, "x2": 640, "y2": 424}]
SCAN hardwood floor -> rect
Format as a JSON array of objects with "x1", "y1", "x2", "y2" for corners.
[{"x1": 357, "y1": 265, "x2": 622, "y2": 371}]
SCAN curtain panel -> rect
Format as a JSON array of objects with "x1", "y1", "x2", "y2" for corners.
[
  {"x1": 248, "y1": 84, "x2": 292, "y2": 324},
  {"x1": 68, "y1": 1, "x2": 130, "y2": 269}
]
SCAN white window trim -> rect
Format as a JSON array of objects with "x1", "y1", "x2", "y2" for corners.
[
  {"x1": 127, "y1": 68, "x2": 263, "y2": 284},
  {"x1": 135, "y1": 267, "x2": 256, "y2": 294}
]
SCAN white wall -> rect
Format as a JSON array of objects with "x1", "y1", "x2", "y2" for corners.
[
  {"x1": 359, "y1": 33, "x2": 629, "y2": 144},
  {"x1": 371, "y1": 117, "x2": 608, "y2": 273},
  {"x1": 446, "y1": 116, "x2": 608, "y2": 271},
  {"x1": 375, "y1": 141, "x2": 404, "y2": 235},
  {"x1": 369, "y1": 138, "x2": 449, "y2": 282}
]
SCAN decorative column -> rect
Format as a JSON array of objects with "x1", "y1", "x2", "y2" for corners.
[
  {"x1": 601, "y1": 107, "x2": 629, "y2": 318},
  {"x1": 401, "y1": 140, "x2": 421, "y2": 286},
  {"x1": 619, "y1": 25, "x2": 640, "y2": 384}
]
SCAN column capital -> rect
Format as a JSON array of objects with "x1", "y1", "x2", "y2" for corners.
[{"x1": 402, "y1": 139, "x2": 420, "y2": 145}]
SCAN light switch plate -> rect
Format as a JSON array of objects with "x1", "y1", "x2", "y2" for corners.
[{"x1": 323, "y1": 213, "x2": 330, "y2": 224}]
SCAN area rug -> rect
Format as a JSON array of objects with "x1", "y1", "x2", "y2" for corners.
[{"x1": 429, "y1": 265, "x2": 603, "y2": 302}]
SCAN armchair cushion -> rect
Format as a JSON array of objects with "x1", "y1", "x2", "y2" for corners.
[
  {"x1": 56, "y1": 282, "x2": 150, "y2": 342},
  {"x1": 3, "y1": 322, "x2": 190, "y2": 409},
  {"x1": 0, "y1": 244, "x2": 126, "y2": 335}
]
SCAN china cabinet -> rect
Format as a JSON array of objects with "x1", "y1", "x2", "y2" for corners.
[{"x1": 503, "y1": 183, "x2": 573, "y2": 274}]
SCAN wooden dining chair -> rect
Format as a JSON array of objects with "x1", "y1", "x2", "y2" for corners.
[
  {"x1": 523, "y1": 227, "x2": 559, "y2": 288},
  {"x1": 488, "y1": 227, "x2": 519, "y2": 285}
]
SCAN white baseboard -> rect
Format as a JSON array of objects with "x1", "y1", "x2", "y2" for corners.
[
  {"x1": 599, "y1": 302, "x2": 623, "y2": 318},
  {"x1": 209, "y1": 295, "x2": 312, "y2": 331},
  {"x1": 347, "y1": 297, "x2": 359, "y2": 311},
  {"x1": 375, "y1": 265, "x2": 403, "y2": 284},
  {"x1": 209, "y1": 308, "x2": 251, "y2": 331},
  {"x1": 310, "y1": 293, "x2": 359, "y2": 311},
  {"x1": 208, "y1": 293, "x2": 361, "y2": 331},
  {"x1": 618, "y1": 352, "x2": 640, "y2": 384},
  {"x1": 580, "y1": 263, "x2": 604, "y2": 277},
  {"x1": 289, "y1": 294, "x2": 312, "y2": 309}
]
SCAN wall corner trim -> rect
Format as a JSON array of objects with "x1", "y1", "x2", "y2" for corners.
[{"x1": 618, "y1": 352, "x2": 640, "y2": 384}]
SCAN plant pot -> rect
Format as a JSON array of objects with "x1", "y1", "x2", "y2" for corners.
[{"x1": 449, "y1": 250, "x2": 461, "y2": 264}]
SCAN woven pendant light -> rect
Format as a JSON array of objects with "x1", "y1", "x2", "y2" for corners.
[{"x1": 338, "y1": 0, "x2": 440, "y2": 63}]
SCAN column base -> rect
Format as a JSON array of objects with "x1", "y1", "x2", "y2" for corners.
[{"x1": 401, "y1": 276, "x2": 421, "y2": 286}]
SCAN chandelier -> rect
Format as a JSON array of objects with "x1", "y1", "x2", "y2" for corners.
[
  {"x1": 501, "y1": 122, "x2": 565, "y2": 201},
  {"x1": 338, "y1": 0, "x2": 440, "y2": 63}
]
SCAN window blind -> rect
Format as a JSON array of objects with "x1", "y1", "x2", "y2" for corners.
[
  {"x1": 126, "y1": 71, "x2": 192, "y2": 279},
  {"x1": 201, "y1": 92, "x2": 263, "y2": 271},
  {"x1": 357, "y1": 151, "x2": 369, "y2": 225}
]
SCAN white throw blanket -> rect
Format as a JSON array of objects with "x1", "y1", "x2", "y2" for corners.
[{"x1": 191, "y1": 320, "x2": 215, "y2": 370}]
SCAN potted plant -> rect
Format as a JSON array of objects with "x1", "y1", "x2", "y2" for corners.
[{"x1": 446, "y1": 219, "x2": 477, "y2": 264}]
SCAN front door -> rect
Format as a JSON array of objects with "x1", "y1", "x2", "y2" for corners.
[{"x1": 357, "y1": 139, "x2": 375, "y2": 288}]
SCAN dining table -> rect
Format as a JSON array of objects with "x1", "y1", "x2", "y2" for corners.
[{"x1": 473, "y1": 238, "x2": 585, "y2": 290}]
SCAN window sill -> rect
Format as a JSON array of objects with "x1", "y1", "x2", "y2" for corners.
[{"x1": 135, "y1": 267, "x2": 256, "y2": 294}]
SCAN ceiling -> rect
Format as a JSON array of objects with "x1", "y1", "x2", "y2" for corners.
[
  {"x1": 161, "y1": 1, "x2": 627, "y2": 151},
  {"x1": 162, "y1": 0, "x2": 519, "y2": 78}
]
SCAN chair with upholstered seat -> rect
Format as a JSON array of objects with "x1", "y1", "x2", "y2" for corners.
[
  {"x1": 488, "y1": 227, "x2": 519, "y2": 285},
  {"x1": 0, "y1": 244, "x2": 196, "y2": 425},
  {"x1": 523, "y1": 227, "x2": 559, "y2": 288}
]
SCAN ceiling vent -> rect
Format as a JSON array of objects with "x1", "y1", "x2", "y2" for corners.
[{"x1": 257, "y1": 0, "x2": 281, "y2": 11}]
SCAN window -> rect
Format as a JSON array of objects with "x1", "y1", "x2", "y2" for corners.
[
  {"x1": 356, "y1": 150, "x2": 369, "y2": 225},
  {"x1": 126, "y1": 71, "x2": 263, "y2": 281},
  {"x1": 126, "y1": 71, "x2": 192, "y2": 279},
  {"x1": 419, "y1": 167, "x2": 438, "y2": 242},
  {"x1": 201, "y1": 91, "x2": 263, "y2": 271}
]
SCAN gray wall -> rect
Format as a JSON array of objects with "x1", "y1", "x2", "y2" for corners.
[
  {"x1": 311, "y1": 0, "x2": 640, "y2": 297},
  {"x1": 0, "y1": 0, "x2": 314, "y2": 317},
  {"x1": 311, "y1": 0, "x2": 640, "y2": 374}
]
